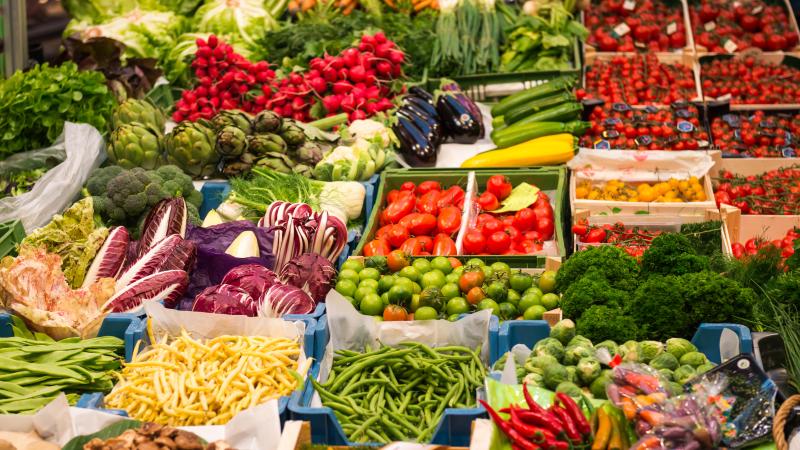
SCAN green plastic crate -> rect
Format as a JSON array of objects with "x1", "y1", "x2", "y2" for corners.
[
  {"x1": 354, "y1": 167, "x2": 568, "y2": 267},
  {"x1": 0, "y1": 220, "x2": 25, "y2": 259}
]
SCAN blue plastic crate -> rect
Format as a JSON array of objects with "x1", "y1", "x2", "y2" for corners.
[
  {"x1": 495, "y1": 321, "x2": 753, "y2": 365},
  {"x1": 361, "y1": 174, "x2": 380, "y2": 228},
  {"x1": 290, "y1": 314, "x2": 500, "y2": 446},
  {"x1": 76, "y1": 316, "x2": 318, "y2": 424},
  {"x1": 199, "y1": 181, "x2": 231, "y2": 219},
  {"x1": 0, "y1": 312, "x2": 144, "y2": 362}
]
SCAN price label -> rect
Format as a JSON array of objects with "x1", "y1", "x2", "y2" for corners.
[
  {"x1": 594, "y1": 139, "x2": 611, "y2": 150},
  {"x1": 698, "y1": 139, "x2": 710, "y2": 148},
  {"x1": 613, "y1": 23, "x2": 631, "y2": 37},
  {"x1": 666, "y1": 22, "x2": 678, "y2": 35},
  {"x1": 704, "y1": 21, "x2": 716, "y2": 31},
  {"x1": 752, "y1": 4, "x2": 763, "y2": 14},
  {"x1": 724, "y1": 39, "x2": 738, "y2": 53},
  {"x1": 783, "y1": 147, "x2": 796, "y2": 157},
  {"x1": 676, "y1": 121, "x2": 694, "y2": 132},
  {"x1": 623, "y1": 0, "x2": 636, "y2": 10}
]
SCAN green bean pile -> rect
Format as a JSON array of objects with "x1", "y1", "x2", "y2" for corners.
[
  {"x1": 0, "y1": 328, "x2": 124, "y2": 414},
  {"x1": 312, "y1": 342, "x2": 486, "y2": 443}
]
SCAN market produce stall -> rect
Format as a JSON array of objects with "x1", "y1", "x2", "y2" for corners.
[{"x1": 1, "y1": 0, "x2": 800, "y2": 447}]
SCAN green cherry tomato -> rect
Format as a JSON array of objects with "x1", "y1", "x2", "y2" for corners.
[
  {"x1": 412, "y1": 258, "x2": 432, "y2": 274},
  {"x1": 441, "y1": 283, "x2": 460, "y2": 299},
  {"x1": 523, "y1": 305, "x2": 547, "y2": 320},
  {"x1": 538, "y1": 270, "x2": 557, "y2": 293},
  {"x1": 446, "y1": 297, "x2": 470, "y2": 315},
  {"x1": 340, "y1": 259, "x2": 364, "y2": 273},
  {"x1": 359, "y1": 267, "x2": 381, "y2": 282},
  {"x1": 506, "y1": 289, "x2": 521, "y2": 305},
  {"x1": 518, "y1": 293, "x2": 543, "y2": 312},
  {"x1": 431, "y1": 256, "x2": 453, "y2": 274},
  {"x1": 414, "y1": 306, "x2": 438, "y2": 320},
  {"x1": 335, "y1": 279, "x2": 357, "y2": 297},
  {"x1": 421, "y1": 269, "x2": 447, "y2": 289},
  {"x1": 541, "y1": 293, "x2": 560, "y2": 310},
  {"x1": 466, "y1": 258, "x2": 485, "y2": 266},
  {"x1": 358, "y1": 279, "x2": 379, "y2": 292},
  {"x1": 477, "y1": 298, "x2": 500, "y2": 316},
  {"x1": 509, "y1": 272, "x2": 534, "y2": 292},
  {"x1": 399, "y1": 266, "x2": 420, "y2": 282},
  {"x1": 360, "y1": 294, "x2": 384, "y2": 316},
  {"x1": 338, "y1": 269, "x2": 360, "y2": 285}
]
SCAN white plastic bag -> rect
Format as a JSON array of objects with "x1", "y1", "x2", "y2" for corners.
[
  {"x1": 0, "y1": 122, "x2": 105, "y2": 232},
  {"x1": 567, "y1": 149, "x2": 714, "y2": 182}
]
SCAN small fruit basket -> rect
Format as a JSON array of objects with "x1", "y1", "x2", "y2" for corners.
[
  {"x1": 569, "y1": 149, "x2": 717, "y2": 216},
  {"x1": 582, "y1": 0, "x2": 694, "y2": 53}
]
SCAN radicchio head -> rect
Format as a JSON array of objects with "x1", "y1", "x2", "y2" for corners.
[
  {"x1": 279, "y1": 253, "x2": 336, "y2": 302},
  {"x1": 220, "y1": 264, "x2": 278, "y2": 299},
  {"x1": 192, "y1": 284, "x2": 258, "y2": 316},
  {"x1": 258, "y1": 284, "x2": 314, "y2": 318}
]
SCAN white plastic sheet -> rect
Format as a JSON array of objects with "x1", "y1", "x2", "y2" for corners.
[
  {"x1": 567, "y1": 150, "x2": 715, "y2": 182},
  {"x1": 0, "y1": 122, "x2": 105, "y2": 232}
]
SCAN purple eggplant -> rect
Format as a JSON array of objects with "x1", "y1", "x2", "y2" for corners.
[
  {"x1": 398, "y1": 105, "x2": 443, "y2": 146},
  {"x1": 409, "y1": 86, "x2": 435, "y2": 104},
  {"x1": 442, "y1": 82, "x2": 485, "y2": 138},
  {"x1": 404, "y1": 96, "x2": 439, "y2": 119},
  {"x1": 436, "y1": 94, "x2": 482, "y2": 144},
  {"x1": 392, "y1": 117, "x2": 437, "y2": 167}
]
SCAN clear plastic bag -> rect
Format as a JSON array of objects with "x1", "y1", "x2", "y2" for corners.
[{"x1": 0, "y1": 123, "x2": 104, "y2": 232}]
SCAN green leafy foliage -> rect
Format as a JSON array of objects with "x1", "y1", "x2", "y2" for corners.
[
  {"x1": 640, "y1": 233, "x2": 709, "y2": 277},
  {"x1": 575, "y1": 305, "x2": 640, "y2": 343},
  {"x1": 679, "y1": 220, "x2": 723, "y2": 257},
  {"x1": 560, "y1": 268, "x2": 629, "y2": 320},
  {"x1": 0, "y1": 63, "x2": 116, "y2": 157},
  {"x1": 555, "y1": 245, "x2": 639, "y2": 292}
]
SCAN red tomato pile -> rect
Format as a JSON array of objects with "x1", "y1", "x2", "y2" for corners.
[
  {"x1": 578, "y1": 55, "x2": 697, "y2": 105},
  {"x1": 581, "y1": 103, "x2": 710, "y2": 150},
  {"x1": 701, "y1": 58, "x2": 800, "y2": 105},
  {"x1": 691, "y1": 0, "x2": 798, "y2": 52},
  {"x1": 711, "y1": 111, "x2": 800, "y2": 157},
  {"x1": 175, "y1": 33, "x2": 403, "y2": 123},
  {"x1": 585, "y1": 0, "x2": 687, "y2": 52},
  {"x1": 714, "y1": 167, "x2": 800, "y2": 215},
  {"x1": 572, "y1": 221, "x2": 663, "y2": 257},
  {"x1": 732, "y1": 228, "x2": 798, "y2": 260},
  {"x1": 463, "y1": 176, "x2": 555, "y2": 255},
  {"x1": 363, "y1": 180, "x2": 464, "y2": 256}
]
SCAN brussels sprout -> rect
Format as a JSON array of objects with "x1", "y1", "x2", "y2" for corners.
[
  {"x1": 576, "y1": 357, "x2": 602, "y2": 385},
  {"x1": 565, "y1": 366, "x2": 578, "y2": 385},
  {"x1": 590, "y1": 370, "x2": 613, "y2": 399},
  {"x1": 669, "y1": 382, "x2": 684, "y2": 396},
  {"x1": 525, "y1": 355, "x2": 559, "y2": 372},
  {"x1": 533, "y1": 338, "x2": 565, "y2": 362},
  {"x1": 639, "y1": 340, "x2": 665, "y2": 363},
  {"x1": 550, "y1": 319, "x2": 576, "y2": 346},
  {"x1": 679, "y1": 351, "x2": 708, "y2": 368},
  {"x1": 674, "y1": 364, "x2": 697, "y2": 385},
  {"x1": 595, "y1": 340, "x2": 618, "y2": 356},
  {"x1": 696, "y1": 363, "x2": 715, "y2": 375},
  {"x1": 543, "y1": 364, "x2": 569, "y2": 390},
  {"x1": 618, "y1": 341, "x2": 641, "y2": 363},
  {"x1": 563, "y1": 344, "x2": 594, "y2": 366},
  {"x1": 657, "y1": 369, "x2": 674, "y2": 381},
  {"x1": 523, "y1": 371, "x2": 545, "y2": 387},
  {"x1": 556, "y1": 381, "x2": 583, "y2": 397},
  {"x1": 649, "y1": 352, "x2": 679, "y2": 371},
  {"x1": 666, "y1": 338, "x2": 697, "y2": 360},
  {"x1": 568, "y1": 335, "x2": 593, "y2": 348}
]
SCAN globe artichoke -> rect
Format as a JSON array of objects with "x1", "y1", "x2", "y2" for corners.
[
  {"x1": 247, "y1": 133, "x2": 287, "y2": 156},
  {"x1": 112, "y1": 99, "x2": 166, "y2": 133},
  {"x1": 255, "y1": 152, "x2": 294, "y2": 174},
  {"x1": 294, "y1": 141, "x2": 324, "y2": 166},
  {"x1": 211, "y1": 110, "x2": 253, "y2": 134},
  {"x1": 253, "y1": 110, "x2": 282, "y2": 133},
  {"x1": 217, "y1": 126, "x2": 248, "y2": 159},
  {"x1": 280, "y1": 121, "x2": 306, "y2": 147},
  {"x1": 107, "y1": 122, "x2": 163, "y2": 170},
  {"x1": 163, "y1": 120, "x2": 219, "y2": 178},
  {"x1": 222, "y1": 161, "x2": 253, "y2": 177},
  {"x1": 292, "y1": 164, "x2": 313, "y2": 178}
]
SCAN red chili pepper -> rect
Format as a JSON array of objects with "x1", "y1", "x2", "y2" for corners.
[
  {"x1": 479, "y1": 401, "x2": 542, "y2": 450},
  {"x1": 543, "y1": 440, "x2": 568, "y2": 450},
  {"x1": 522, "y1": 382, "x2": 548, "y2": 415},
  {"x1": 555, "y1": 393, "x2": 591, "y2": 436},
  {"x1": 513, "y1": 409, "x2": 563, "y2": 436},
  {"x1": 510, "y1": 410, "x2": 556, "y2": 445},
  {"x1": 548, "y1": 405, "x2": 580, "y2": 444}
]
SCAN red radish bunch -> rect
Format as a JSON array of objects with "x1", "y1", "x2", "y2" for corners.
[
  {"x1": 578, "y1": 55, "x2": 696, "y2": 105},
  {"x1": 711, "y1": 111, "x2": 800, "y2": 157},
  {"x1": 701, "y1": 58, "x2": 800, "y2": 105},
  {"x1": 691, "y1": 0, "x2": 798, "y2": 52},
  {"x1": 581, "y1": 103, "x2": 709, "y2": 151},
  {"x1": 176, "y1": 33, "x2": 405, "y2": 124},
  {"x1": 174, "y1": 35, "x2": 276, "y2": 122},
  {"x1": 586, "y1": 0, "x2": 687, "y2": 52}
]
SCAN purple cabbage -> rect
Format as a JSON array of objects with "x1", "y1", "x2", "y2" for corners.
[
  {"x1": 258, "y1": 284, "x2": 314, "y2": 317},
  {"x1": 192, "y1": 284, "x2": 258, "y2": 316},
  {"x1": 279, "y1": 253, "x2": 335, "y2": 302},
  {"x1": 221, "y1": 264, "x2": 278, "y2": 299},
  {"x1": 177, "y1": 221, "x2": 275, "y2": 310}
]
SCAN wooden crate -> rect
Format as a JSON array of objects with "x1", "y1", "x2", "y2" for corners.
[
  {"x1": 710, "y1": 150, "x2": 800, "y2": 178},
  {"x1": 570, "y1": 172, "x2": 717, "y2": 216},
  {"x1": 572, "y1": 207, "x2": 735, "y2": 255},
  {"x1": 582, "y1": 51, "x2": 703, "y2": 104},
  {"x1": 700, "y1": 52, "x2": 800, "y2": 110},
  {"x1": 721, "y1": 206, "x2": 800, "y2": 242}
]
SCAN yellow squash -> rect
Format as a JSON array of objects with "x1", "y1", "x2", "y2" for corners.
[{"x1": 461, "y1": 133, "x2": 576, "y2": 168}]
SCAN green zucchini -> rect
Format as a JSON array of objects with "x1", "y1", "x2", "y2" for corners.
[
  {"x1": 490, "y1": 76, "x2": 577, "y2": 117},
  {"x1": 503, "y1": 92, "x2": 577, "y2": 125},
  {"x1": 492, "y1": 120, "x2": 590, "y2": 148},
  {"x1": 503, "y1": 102, "x2": 582, "y2": 132},
  {"x1": 491, "y1": 115, "x2": 505, "y2": 129}
]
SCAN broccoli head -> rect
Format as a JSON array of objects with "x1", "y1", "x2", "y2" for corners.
[
  {"x1": 561, "y1": 267, "x2": 629, "y2": 320},
  {"x1": 681, "y1": 271, "x2": 756, "y2": 328},
  {"x1": 85, "y1": 166, "x2": 125, "y2": 196},
  {"x1": 106, "y1": 168, "x2": 153, "y2": 218},
  {"x1": 627, "y1": 275, "x2": 692, "y2": 340},
  {"x1": 641, "y1": 233, "x2": 709, "y2": 277},
  {"x1": 555, "y1": 246, "x2": 639, "y2": 292},
  {"x1": 576, "y1": 305, "x2": 640, "y2": 343}
]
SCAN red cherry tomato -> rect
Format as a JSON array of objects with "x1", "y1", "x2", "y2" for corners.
[
  {"x1": 416, "y1": 180, "x2": 441, "y2": 196},
  {"x1": 513, "y1": 208, "x2": 536, "y2": 231},
  {"x1": 536, "y1": 217, "x2": 555, "y2": 241},
  {"x1": 477, "y1": 192, "x2": 500, "y2": 211},
  {"x1": 486, "y1": 231, "x2": 512, "y2": 254},
  {"x1": 486, "y1": 175, "x2": 513, "y2": 201},
  {"x1": 433, "y1": 233, "x2": 457, "y2": 256},
  {"x1": 482, "y1": 217, "x2": 504, "y2": 237},
  {"x1": 462, "y1": 230, "x2": 486, "y2": 254},
  {"x1": 386, "y1": 224, "x2": 410, "y2": 248},
  {"x1": 437, "y1": 206, "x2": 462, "y2": 235},
  {"x1": 409, "y1": 213, "x2": 437, "y2": 236},
  {"x1": 363, "y1": 239, "x2": 390, "y2": 256}
]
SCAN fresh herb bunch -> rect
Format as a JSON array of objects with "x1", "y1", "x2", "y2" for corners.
[
  {"x1": 0, "y1": 62, "x2": 116, "y2": 157},
  {"x1": 680, "y1": 220, "x2": 723, "y2": 257}
]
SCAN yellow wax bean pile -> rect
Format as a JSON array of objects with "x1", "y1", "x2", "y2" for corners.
[{"x1": 105, "y1": 329, "x2": 308, "y2": 426}]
